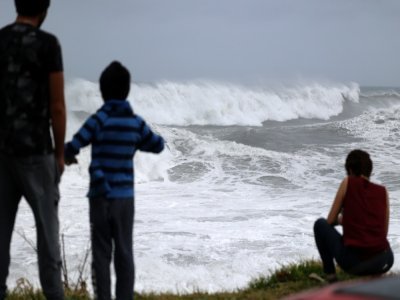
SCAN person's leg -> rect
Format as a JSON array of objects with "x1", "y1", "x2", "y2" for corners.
[
  {"x1": 18, "y1": 154, "x2": 64, "y2": 300},
  {"x1": 313, "y1": 218, "x2": 392, "y2": 279},
  {"x1": 90, "y1": 197, "x2": 113, "y2": 300},
  {"x1": 0, "y1": 155, "x2": 21, "y2": 300},
  {"x1": 314, "y1": 218, "x2": 363, "y2": 280},
  {"x1": 314, "y1": 218, "x2": 344, "y2": 277},
  {"x1": 110, "y1": 199, "x2": 134, "y2": 300}
]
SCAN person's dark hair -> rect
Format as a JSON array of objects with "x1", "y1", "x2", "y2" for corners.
[
  {"x1": 345, "y1": 149, "x2": 373, "y2": 177},
  {"x1": 99, "y1": 61, "x2": 131, "y2": 101},
  {"x1": 15, "y1": 0, "x2": 50, "y2": 17}
]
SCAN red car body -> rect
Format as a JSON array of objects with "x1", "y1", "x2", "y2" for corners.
[{"x1": 283, "y1": 276, "x2": 400, "y2": 300}]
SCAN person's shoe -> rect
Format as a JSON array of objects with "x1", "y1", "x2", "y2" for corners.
[
  {"x1": 309, "y1": 273, "x2": 326, "y2": 283},
  {"x1": 326, "y1": 274, "x2": 338, "y2": 283}
]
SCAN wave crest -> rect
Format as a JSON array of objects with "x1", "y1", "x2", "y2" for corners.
[{"x1": 66, "y1": 79, "x2": 360, "y2": 126}]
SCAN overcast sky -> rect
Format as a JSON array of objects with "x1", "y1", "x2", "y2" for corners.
[{"x1": 1, "y1": 0, "x2": 400, "y2": 86}]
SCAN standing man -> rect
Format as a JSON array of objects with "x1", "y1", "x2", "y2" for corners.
[{"x1": 0, "y1": 0, "x2": 65, "y2": 299}]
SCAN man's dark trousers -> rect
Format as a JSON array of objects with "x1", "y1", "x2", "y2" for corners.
[{"x1": 0, "y1": 153, "x2": 64, "y2": 300}]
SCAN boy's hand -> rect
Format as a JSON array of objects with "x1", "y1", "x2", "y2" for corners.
[{"x1": 65, "y1": 156, "x2": 78, "y2": 166}]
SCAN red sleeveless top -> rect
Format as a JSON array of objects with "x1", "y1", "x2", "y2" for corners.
[{"x1": 342, "y1": 176, "x2": 389, "y2": 255}]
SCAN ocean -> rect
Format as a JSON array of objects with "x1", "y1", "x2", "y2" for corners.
[{"x1": 9, "y1": 80, "x2": 400, "y2": 293}]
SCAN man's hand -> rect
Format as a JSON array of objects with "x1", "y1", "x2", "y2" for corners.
[{"x1": 56, "y1": 155, "x2": 65, "y2": 176}]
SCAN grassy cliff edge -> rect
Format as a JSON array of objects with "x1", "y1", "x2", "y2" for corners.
[{"x1": 5, "y1": 260, "x2": 370, "y2": 300}]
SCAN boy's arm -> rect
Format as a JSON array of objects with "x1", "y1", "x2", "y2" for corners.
[
  {"x1": 138, "y1": 119, "x2": 164, "y2": 153},
  {"x1": 65, "y1": 113, "x2": 104, "y2": 163}
]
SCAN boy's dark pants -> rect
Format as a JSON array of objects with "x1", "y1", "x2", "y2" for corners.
[
  {"x1": 89, "y1": 197, "x2": 134, "y2": 300},
  {"x1": 0, "y1": 153, "x2": 64, "y2": 300}
]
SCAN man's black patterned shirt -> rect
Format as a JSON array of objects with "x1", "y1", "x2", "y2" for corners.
[{"x1": 0, "y1": 23, "x2": 63, "y2": 155}]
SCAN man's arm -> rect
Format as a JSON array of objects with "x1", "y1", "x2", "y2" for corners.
[{"x1": 49, "y1": 71, "x2": 66, "y2": 174}]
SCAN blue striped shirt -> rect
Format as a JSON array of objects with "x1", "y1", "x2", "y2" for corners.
[{"x1": 65, "y1": 99, "x2": 164, "y2": 199}]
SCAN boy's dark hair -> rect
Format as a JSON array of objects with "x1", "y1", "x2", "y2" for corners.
[
  {"x1": 15, "y1": 0, "x2": 50, "y2": 16},
  {"x1": 345, "y1": 149, "x2": 373, "y2": 177},
  {"x1": 99, "y1": 61, "x2": 131, "y2": 101}
]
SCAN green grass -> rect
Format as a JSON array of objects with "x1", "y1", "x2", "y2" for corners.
[
  {"x1": 4, "y1": 260, "x2": 368, "y2": 300},
  {"x1": 6, "y1": 278, "x2": 91, "y2": 300}
]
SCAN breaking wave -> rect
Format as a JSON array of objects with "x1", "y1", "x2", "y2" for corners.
[{"x1": 66, "y1": 79, "x2": 360, "y2": 126}]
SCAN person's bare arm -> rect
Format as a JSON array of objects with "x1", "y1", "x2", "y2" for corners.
[
  {"x1": 327, "y1": 177, "x2": 348, "y2": 225},
  {"x1": 49, "y1": 71, "x2": 66, "y2": 174}
]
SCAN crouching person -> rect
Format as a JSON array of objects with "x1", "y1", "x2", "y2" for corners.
[
  {"x1": 64, "y1": 61, "x2": 164, "y2": 299},
  {"x1": 314, "y1": 149, "x2": 393, "y2": 283}
]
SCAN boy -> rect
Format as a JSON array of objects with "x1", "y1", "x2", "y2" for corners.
[{"x1": 65, "y1": 61, "x2": 164, "y2": 300}]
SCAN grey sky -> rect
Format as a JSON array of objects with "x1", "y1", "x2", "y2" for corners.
[{"x1": 1, "y1": 0, "x2": 400, "y2": 86}]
